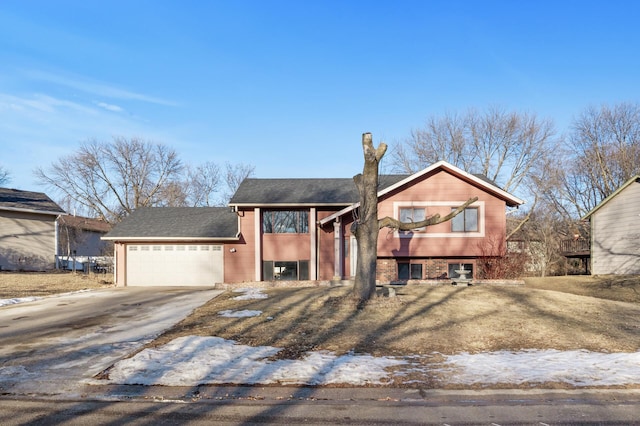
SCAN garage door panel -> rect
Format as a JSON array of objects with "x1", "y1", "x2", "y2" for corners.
[{"x1": 126, "y1": 244, "x2": 223, "y2": 286}]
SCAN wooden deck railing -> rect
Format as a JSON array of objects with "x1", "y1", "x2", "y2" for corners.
[{"x1": 560, "y1": 239, "x2": 590, "y2": 256}]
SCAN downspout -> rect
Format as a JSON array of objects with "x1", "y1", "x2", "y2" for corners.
[
  {"x1": 254, "y1": 207, "x2": 261, "y2": 281},
  {"x1": 55, "y1": 215, "x2": 61, "y2": 269},
  {"x1": 310, "y1": 207, "x2": 317, "y2": 280},
  {"x1": 333, "y1": 217, "x2": 343, "y2": 280}
]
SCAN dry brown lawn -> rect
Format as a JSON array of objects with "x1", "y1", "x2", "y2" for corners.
[
  {"x1": 2, "y1": 272, "x2": 639, "y2": 361},
  {"x1": 150, "y1": 276, "x2": 640, "y2": 362},
  {"x1": 0, "y1": 271, "x2": 113, "y2": 298}
]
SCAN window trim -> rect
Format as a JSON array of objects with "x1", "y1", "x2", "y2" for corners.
[{"x1": 393, "y1": 201, "x2": 485, "y2": 238}]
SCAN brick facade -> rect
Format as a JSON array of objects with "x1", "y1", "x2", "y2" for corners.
[
  {"x1": 375, "y1": 258, "x2": 459, "y2": 282},
  {"x1": 424, "y1": 259, "x2": 450, "y2": 279},
  {"x1": 376, "y1": 258, "x2": 397, "y2": 282}
]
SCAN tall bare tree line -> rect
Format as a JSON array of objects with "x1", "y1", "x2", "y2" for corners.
[
  {"x1": 392, "y1": 103, "x2": 640, "y2": 222},
  {"x1": 391, "y1": 102, "x2": 640, "y2": 276},
  {"x1": 35, "y1": 137, "x2": 254, "y2": 223}
]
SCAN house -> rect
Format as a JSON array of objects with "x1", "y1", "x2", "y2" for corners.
[
  {"x1": 103, "y1": 161, "x2": 524, "y2": 286},
  {"x1": 582, "y1": 175, "x2": 640, "y2": 275},
  {"x1": 0, "y1": 187, "x2": 66, "y2": 271},
  {"x1": 55, "y1": 214, "x2": 113, "y2": 271}
]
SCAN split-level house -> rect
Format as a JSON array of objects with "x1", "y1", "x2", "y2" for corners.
[{"x1": 103, "y1": 161, "x2": 523, "y2": 286}]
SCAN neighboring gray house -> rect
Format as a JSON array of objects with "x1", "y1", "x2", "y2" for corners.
[
  {"x1": 0, "y1": 188, "x2": 65, "y2": 271},
  {"x1": 583, "y1": 176, "x2": 640, "y2": 275},
  {"x1": 55, "y1": 214, "x2": 113, "y2": 271},
  {"x1": 56, "y1": 214, "x2": 112, "y2": 257}
]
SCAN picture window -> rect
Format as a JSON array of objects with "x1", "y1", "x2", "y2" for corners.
[
  {"x1": 451, "y1": 207, "x2": 478, "y2": 232},
  {"x1": 263, "y1": 210, "x2": 309, "y2": 234}
]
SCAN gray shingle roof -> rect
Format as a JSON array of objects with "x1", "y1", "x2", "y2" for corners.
[
  {"x1": 229, "y1": 175, "x2": 410, "y2": 205},
  {"x1": 103, "y1": 207, "x2": 238, "y2": 240},
  {"x1": 0, "y1": 187, "x2": 65, "y2": 214}
]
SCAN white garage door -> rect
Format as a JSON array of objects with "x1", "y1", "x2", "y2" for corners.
[{"x1": 126, "y1": 244, "x2": 223, "y2": 286}]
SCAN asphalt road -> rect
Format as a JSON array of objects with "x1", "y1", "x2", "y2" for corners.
[
  {"x1": 1, "y1": 387, "x2": 640, "y2": 425},
  {"x1": 0, "y1": 286, "x2": 222, "y2": 396}
]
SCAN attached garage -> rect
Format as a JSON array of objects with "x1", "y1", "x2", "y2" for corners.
[
  {"x1": 126, "y1": 244, "x2": 224, "y2": 286},
  {"x1": 103, "y1": 207, "x2": 239, "y2": 287}
]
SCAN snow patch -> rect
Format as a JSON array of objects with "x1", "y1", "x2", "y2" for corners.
[
  {"x1": 0, "y1": 296, "x2": 41, "y2": 307},
  {"x1": 436, "y1": 350, "x2": 640, "y2": 386},
  {"x1": 105, "y1": 336, "x2": 640, "y2": 388},
  {"x1": 218, "y1": 309, "x2": 262, "y2": 318},
  {"x1": 231, "y1": 288, "x2": 268, "y2": 300},
  {"x1": 106, "y1": 335, "x2": 405, "y2": 386}
]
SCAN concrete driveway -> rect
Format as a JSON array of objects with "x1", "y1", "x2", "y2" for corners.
[{"x1": 0, "y1": 287, "x2": 222, "y2": 397}]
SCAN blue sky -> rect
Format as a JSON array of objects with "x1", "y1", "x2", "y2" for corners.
[{"x1": 1, "y1": 0, "x2": 639, "y2": 191}]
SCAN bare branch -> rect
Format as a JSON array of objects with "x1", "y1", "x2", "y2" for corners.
[{"x1": 379, "y1": 197, "x2": 479, "y2": 230}]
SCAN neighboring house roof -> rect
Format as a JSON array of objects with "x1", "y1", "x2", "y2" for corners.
[
  {"x1": 0, "y1": 187, "x2": 65, "y2": 215},
  {"x1": 582, "y1": 175, "x2": 640, "y2": 220},
  {"x1": 57, "y1": 214, "x2": 112, "y2": 233},
  {"x1": 102, "y1": 207, "x2": 239, "y2": 241},
  {"x1": 320, "y1": 161, "x2": 525, "y2": 225},
  {"x1": 229, "y1": 175, "x2": 409, "y2": 207}
]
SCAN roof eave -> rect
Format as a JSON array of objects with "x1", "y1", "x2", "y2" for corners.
[
  {"x1": 230, "y1": 202, "x2": 354, "y2": 208},
  {"x1": 0, "y1": 206, "x2": 65, "y2": 216},
  {"x1": 319, "y1": 202, "x2": 360, "y2": 225},
  {"x1": 378, "y1": 161, "x2": 525, "y2": 206},
  {"x1": 318, "y1": 161, "x2": 525, "y2": 225},
  {"x1": 101, "y1": 236, "x2": 241, "y2": 242},
  {"x1": 582, "y1": 175, "x2": 640, "y2": 220}
]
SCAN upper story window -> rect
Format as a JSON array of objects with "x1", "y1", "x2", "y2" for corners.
[
  {"x1": 451, "y1": 207, "x2": 478, "y2": 232},
  {"x1": 263, "y1": 210, "x2": 309, "y2": 234},
  {"x1": 399, "y1": 207, "x2": 426, "y2": 232}
]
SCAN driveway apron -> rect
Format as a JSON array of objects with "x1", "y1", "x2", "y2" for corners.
[{"x1": 0, "y1": 287, "x2": 222, "y2": 396}]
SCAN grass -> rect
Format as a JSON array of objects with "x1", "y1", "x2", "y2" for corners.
[
  {"x1": 2, "y1": 272, "x2": 639, "y2": 361},
  {"x1": 151, "y1": 277, "x2": 640, "y2": 360},
  {"x1": 0, "y1": 270, "x2": 112, "y2": 298}
]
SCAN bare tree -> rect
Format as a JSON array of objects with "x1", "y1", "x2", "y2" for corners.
[
  {"x1": 351, "y1": 133, "x2": 477, "y2": 303},
  {"x1": 392, "y1": 106, "x2": 557, "y2": 200},
  {"x1": 0, "y1": 164, "x2": 10, "y2": 186},
  {"x1": 35, "y1": 137, "x2": 183, "y2": 223},
  {"x1": 184, "y1": 161, "x2": 222, "y2": 207},
  {"x1": 557, "y1": 102, "x2": 640, "y2": 217},
  {"x1": 222, "y1": 162, "x2": 256, "y2": 202}
]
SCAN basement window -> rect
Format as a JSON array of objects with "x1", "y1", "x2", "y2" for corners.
[{"x1": 398, "y1": 262, "x2": 423, "y2": 280}]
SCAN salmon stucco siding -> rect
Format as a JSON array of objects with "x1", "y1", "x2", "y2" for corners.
[
  {"x1": 375, "y1": 170, "x2": 507, "y2": 258},
  {"x1": 224, "y1": 209, "x2": 257, "y2": 283},
  {"x1": 587, "y1": 177, "x2": 640, "y2": 275}
]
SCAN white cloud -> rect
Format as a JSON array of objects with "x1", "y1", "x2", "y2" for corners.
[
  {"x1": 0, "y1": 93, "x2": 97, "y2": 116},
  {"x1": 95, "y1": 101, "x2": 124, "y2": 113},
  {"x1": 25, "y1": 69, "x2": 179, "y2": 107}
]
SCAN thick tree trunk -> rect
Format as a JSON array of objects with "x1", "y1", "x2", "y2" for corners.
[
  {"x1": 351, "y1": 132, "x2": 478, "y2": 305},
  {"x1": 352, "y1": 133, "x2": 387, "y2": 303}
]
